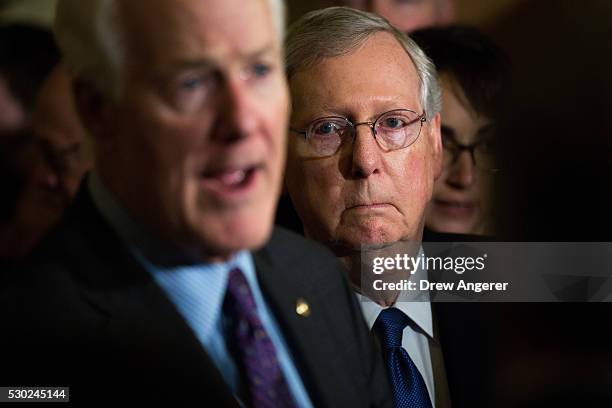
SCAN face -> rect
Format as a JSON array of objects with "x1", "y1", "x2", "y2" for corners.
[
  {"x1": 11, "y1": 138, "x2": 66, "y2": 254},
  {"x1": 0, "y1": 75, "x2": 25, "y2": 132},
  {"x1": 341, "y1": 0, "x2": 454, "y2": 32},
  {"x1": 31, "y1": 63, "x2": 92, "y2": 201},
  {"x1": 286, "y1": 32, "x2": 441, "y2": 253},
  {"x1": 425, "y1": 74, "x2": 495, "y2": 235},
  {"x1": 86, "y1": 0, "x2": 289, "y2": 260}
]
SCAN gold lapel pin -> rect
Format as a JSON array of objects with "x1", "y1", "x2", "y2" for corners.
[{"x1": 295, "y1": 298, "x2": 310, "y2": 317}]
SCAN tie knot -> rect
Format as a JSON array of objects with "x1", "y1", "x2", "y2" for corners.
[
  {"x1": 373, "y1": 307, "x2": 411, "y2": 349},
  {"x1": 224, "y1": 267, "x2": 259, "y2": 319}
]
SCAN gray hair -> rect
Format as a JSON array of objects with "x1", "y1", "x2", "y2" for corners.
[
  {"x1": 285, "y1": 6, "x2": 441, "y2": 118},
  {"x1": 54, "y1": 0, "x2": 286, "y2": 100}
]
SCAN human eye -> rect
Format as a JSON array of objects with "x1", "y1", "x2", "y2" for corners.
[
  {"x1": 382, "y1": 116, "x2": 406, "y2": 129},
  {"x1": 242, "y1": 60, "x2": 276, "y2": 82},
  {"x1": 306, "y1": 118, "x2": 345, "y2": 156},
  {"x1": 166, "y1": 71, "x2": 215, "y2": 113},
  {"x1": 179, "y1": 76, "x2": 203, "y2": 90},
  {"x1": 252, "y1": 62, "x2": 271, "y2": 78},
  {"x1": 312, "y1": 120, "x2": 344, "y2": 137},
  {"x1": 477, "y1": 139, "x2": 497, "y2": 155},
  {"x1": 378, "y1": 111, "x2": 417, "y2": 132}
]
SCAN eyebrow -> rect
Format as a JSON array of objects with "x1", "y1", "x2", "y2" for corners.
[
  {"x1": 311, "y1": 101, "x2": 416, "y2": 122},
  {"x1": 168, "y1": 43, "x2": 277, "y2": 71},
  {"x1": 242, "y1": 43, "x2": 277, "y2": 60}
]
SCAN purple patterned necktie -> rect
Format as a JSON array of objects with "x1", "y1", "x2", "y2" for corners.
[{"x1": 223, "y1": 267, "x2": 297, "y2": 408}]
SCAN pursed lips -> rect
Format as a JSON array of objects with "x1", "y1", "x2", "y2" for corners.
[
  {"x1": 346, "y1": 202, "x2": 394, "y2": 210},
  {"x1": 434, "y1": 198, "x2": 477, "y2": 209}
]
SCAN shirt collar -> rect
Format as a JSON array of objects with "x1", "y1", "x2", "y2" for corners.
[
  {"x1": 88, "y1": 172, "x2": 257, "y2": 343},
  {"x1": 358, "y1": 246, "x2": 434, "y2": 338},
  {"x1": 89, "y1": 172, "x2": 213, "y2": 266},
  {"x1": 88, "y1": 172, "x2": 174, "y2": 263}
]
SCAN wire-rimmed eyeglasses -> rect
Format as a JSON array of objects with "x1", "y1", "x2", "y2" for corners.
[{"x1": 290, "y1": 108, "x2": 426, "y2": 157}]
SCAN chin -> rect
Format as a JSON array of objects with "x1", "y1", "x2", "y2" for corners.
[
  {"x1": 233, "y1": 221, "x2": 274, "y2": 251},
  {"x1": 428, "y1": 221, "x2": 472, "y2": 235},
  {"x1": 338, "y1": 225, "x2": 400, "y2": 250},
  {"x1": 195, "y1": 223, "x2": 273, "y2": 261},
  {"x1": 188, "y1": 204, "x2": 276, "y2": 260},
  {"x1": 235, "y1": 209, "x2": 275, "y2": 241}
]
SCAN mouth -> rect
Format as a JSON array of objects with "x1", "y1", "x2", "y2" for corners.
[
  {"x1": 200, "y1": 164, "x2": 261, "y2": 201},
  {"x1": 433, "y1": 199, "x2": 477, "y2": 217},
  {"x1": 347, "y1": 203, "x2": 392, "y2": 211}
]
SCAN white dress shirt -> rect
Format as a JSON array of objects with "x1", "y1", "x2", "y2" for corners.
[{"x1": 358, "y1": 249, "x2": 436, "y2": 407}]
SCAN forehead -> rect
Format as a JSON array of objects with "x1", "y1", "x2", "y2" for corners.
[
  {"x1": 290, "y1": 32, "x2": 421, "y2": 119},
  {"x1": 119, "y1": 0, "x2": 276, "y2": 67},
  {"x1": 440, "y1": 74, "x2": 490, "y2": 124}
]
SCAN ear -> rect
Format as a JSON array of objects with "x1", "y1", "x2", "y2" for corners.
[
  {"x1": 72, "y1": 78, "x2": 114, "y2": 144},
  {"x1": 429, "y1": 112, "x2": 443, "y2": 181}
]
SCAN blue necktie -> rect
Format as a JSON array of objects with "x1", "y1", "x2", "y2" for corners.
[{"x1": 373, "y1": 307, "x2": 433, "y2": 408}]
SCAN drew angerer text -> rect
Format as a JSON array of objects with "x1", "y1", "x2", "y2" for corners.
[{"x1": 372, "y1": 279, "x2": 509, "y2": 293}]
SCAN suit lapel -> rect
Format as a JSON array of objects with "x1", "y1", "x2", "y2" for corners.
[
  {"x1": 429, "y1": 309, "x2": 453, "y2": 408},
  {"x1": 57, "y1": 185, "x2": 237, "y2": 406},
  {"x1": 252, "y1": 246, "x2": 363, "y2": 407}
]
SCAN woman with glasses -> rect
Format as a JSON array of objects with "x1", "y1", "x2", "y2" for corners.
[{"x1": 412, "y1": 26, "x2": 509, "y2": 236}]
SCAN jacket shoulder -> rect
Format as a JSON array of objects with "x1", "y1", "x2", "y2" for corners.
[{"x1": 259, "y1": 227, "x2": 347, "y2": 282}]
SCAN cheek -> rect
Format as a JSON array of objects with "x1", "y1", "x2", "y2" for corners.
[
  {"x1": 119, "y1": 100, "x2": 208, "y2": 173},
  {"x1": 255, "y1": 86, "x2": 289, "y2": 170},
  {"x1": 286, "y1": 154, "x2": 344, "y2": 225},
  {"x1": 432, "y1": 178, "x2": 445, "y2": 198},
  {"x1": 433, "y1": 168, "x2": 451, "y2": 194},
  {"x1": 134, "y1": 119, "x2": 210, "y2": 224},
  {"x1": 390, "y1": 149, "x2": 435, "y2": 206},
  {"x1": 476, "y1": 176, "x2": 493, "y2": 204}
]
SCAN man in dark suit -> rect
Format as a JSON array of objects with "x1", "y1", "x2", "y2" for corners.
[
  {"x1": 284, "y1": 7, "x2": 453, "y2": 408},
  {"x1": 0, "y1": 0, "x2": 391, "y2": 406}
]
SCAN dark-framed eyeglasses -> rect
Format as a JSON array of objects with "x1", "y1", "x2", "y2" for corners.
[
  {"x1": 290, "y1": 108, "x2": 426, "y2": 157},
  {"x1": 442, "y1": 134, "x2": 499, "y2": 173}
]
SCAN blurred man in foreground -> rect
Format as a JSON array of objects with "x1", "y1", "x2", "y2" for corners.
[{"x1": 0, "y1": 1, "x2": 391, "y2": 406}]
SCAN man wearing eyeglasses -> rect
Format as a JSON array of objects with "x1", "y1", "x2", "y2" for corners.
[{"x1": 284, "y1": 7, "x2": 453, "y2": 408}]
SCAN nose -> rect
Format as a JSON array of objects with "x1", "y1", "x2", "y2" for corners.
[
  {"x1": 214, "y1": 78, "x2": 259, "y2": 143},
  {"x1": 32, "y1": 159, "x2": 63, "y2": 197},
  {"x1": 350, "y1": 124, "x2": 381, "y2": 178},
  {"x1": 447, "y1": 150, "x2": 475, "y2": 188}
]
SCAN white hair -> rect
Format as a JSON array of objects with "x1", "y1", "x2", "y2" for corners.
[
  {"x1": 54, "y1": 0, "x2": 286, "y2": 100},
  {"x1": 285, "y1": 6, "x2": 441, "y2": 119}
]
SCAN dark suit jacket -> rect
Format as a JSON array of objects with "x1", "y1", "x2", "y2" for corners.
[
  {"x1": 0, "y1": 188, "x2": 392, "y2": 407},
  {"x1": 422, "y1": 229, "x2": 495, "y2": 408},
  {"x1": 423, "y1": 230, "x2": 612, "y2": 407}
]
